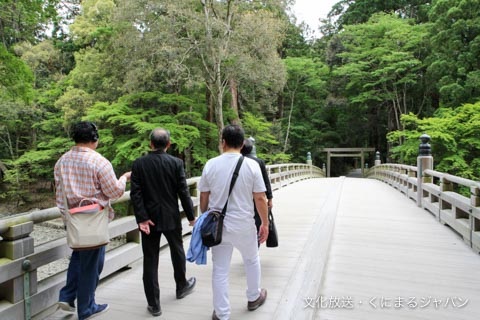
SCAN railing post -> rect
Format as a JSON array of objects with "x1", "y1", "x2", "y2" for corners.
[
  {"x1": 417, "y1": 134, "x2": 434, "y2": 207},
  {"x1": 372, "y1": 152, "x2": 380, "y2": 178},
  {"x1": 374, "y1": 151, "x2": 381, "y2": 166},
  {"x1": 306, "y1": 152, "x2": 312, "y2": 177},
  {"x1": 471, "y1": 186, "x2": 480, "y2": 207},
  {"x1": 327, "y1": 151, "x2": 331, "y2": 177},
  {"x1": 0, "y1": 221, "x2": 37, "y2": 316}
]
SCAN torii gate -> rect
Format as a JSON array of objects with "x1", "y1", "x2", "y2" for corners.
[{"x1": 323, "y1": 148, "x2": 376, "y2": 177}]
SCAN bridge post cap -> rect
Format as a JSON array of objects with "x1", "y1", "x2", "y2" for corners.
[
  {"x1": 375, "y1": 151, "x2": 380, "y2": 160},
  {"x1": 419, "y1": 133, "x2": 431, "y2": 143},
  {"x1": 307, "y1": 152, "x2": 311, "y2": 160},
  {"x1": 418, "y1": 133, "x2": 431, "y2": 156},
  {"x1": 22, "y1": 259, "x2": 31, "y2": 271},
  {"x1": 247, "y1": 136, "x2": 257, "y2": 157}
]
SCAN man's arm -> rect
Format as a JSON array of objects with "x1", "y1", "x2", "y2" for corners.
[
  {"x1": 258, "y1": 159, "x2": 273, "y2": 208},
  {"x1": 98, "y1": 160, "x2": 130, "y2": 200},
  {"x1": 176, "y1": 161, "x2": 195, "y2": 223},
  {"x1": 200, "y1": 191, "x2": 210, "y2": 213},
  {"x1": 130, "y1": 162, "x2": 155, "y2": 234},
  {"x1": 130, "y1": 162, "x2": 149, "y2": 224},
  {"x1": 253, "y1": 191, "x2": 268, "y2": 243}
]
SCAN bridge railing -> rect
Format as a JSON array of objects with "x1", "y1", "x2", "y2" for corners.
[
  {"x1": 0, "y1": 163, "x2": 324, "y2": 320},
  {"x1": 366, "y1": 163, "x2": 418, "y2": 200},
  {"x1": 366, "y1": 164, "x2": 480, "y2": 254}
]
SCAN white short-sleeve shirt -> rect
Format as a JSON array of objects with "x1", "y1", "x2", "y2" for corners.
[{"x1": 198, "y1": 153, "x2": 266, "y2": 232}]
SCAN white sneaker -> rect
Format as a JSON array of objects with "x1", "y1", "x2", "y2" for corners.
[{"x1": 58, "y1": 301, "x2": 76, "y2": 312}]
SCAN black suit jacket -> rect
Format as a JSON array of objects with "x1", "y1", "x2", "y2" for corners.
[
  {"x1": 245, "y1": 154, "x2": 273, "y2": 200},
  {"x1": 131, "y1": 150, "x2": 195, "y2": 231}
]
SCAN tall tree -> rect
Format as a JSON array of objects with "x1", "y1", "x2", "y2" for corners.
[
  {"x1": 426, "y1": 0, "x2": 480, "y2": 107},
  {"x1": 111, "y1": 0, "x2": 287, "y2": 151},
  {"x1": 330, "y1": 14, "x2": 430, "y2": 145},
  {"x1": 329, "y1": 0, "x2": 431, "y2": 30},
  {"x1": 280, "y1": 57, "x2": 329, "y2": 162},
  {"x1": 0, "y1": 0, "x2": 59, "y2": 48}
]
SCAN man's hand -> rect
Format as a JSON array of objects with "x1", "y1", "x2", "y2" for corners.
[
  {"x1": 122, "y1": 171, "x2": 132, "y2": 181},
  {"x1": 188, "y1": 218, "x2": 196, "y2": 227},
  {"x1": 258, "y1": 223, "x2": 269, "y2": 244},
  {"x1": 138, "y1": 220, "x2": 155, "y2": 235},
  {"x1": 267, "y1": 198, "x2": 273, "y2": 209}
]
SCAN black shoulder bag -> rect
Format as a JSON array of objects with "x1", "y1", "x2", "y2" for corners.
[{"x1": 201, "y1": 156, "x2": 244, "y2": 247}]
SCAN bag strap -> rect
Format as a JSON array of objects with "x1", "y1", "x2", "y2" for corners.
[{"x1": 221, "y1": 156, "x2": 244, "y2": 217}]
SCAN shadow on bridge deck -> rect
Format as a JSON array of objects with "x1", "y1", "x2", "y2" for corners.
[{"x1": 43, "y1": 178, "x2": 480, "y2": 320}]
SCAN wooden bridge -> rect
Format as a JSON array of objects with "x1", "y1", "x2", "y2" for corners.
[{"x1": 1, "y1": 162, "x2": 480, "y2": 320}]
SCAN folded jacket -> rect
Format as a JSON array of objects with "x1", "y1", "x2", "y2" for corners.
[{"x1": 186, "y1": 211, "x2": 209, "y2": 265}]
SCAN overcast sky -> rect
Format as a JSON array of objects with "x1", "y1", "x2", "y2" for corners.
[{"x1": 291, "y1": 0, "x2": 338, "y2": 37}]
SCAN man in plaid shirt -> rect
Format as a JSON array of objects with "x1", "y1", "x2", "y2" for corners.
[{"x1": 54, "y1": 121, "x2": 130, "y2": 320}]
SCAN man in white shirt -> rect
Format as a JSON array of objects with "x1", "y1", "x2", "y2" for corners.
[{"x1": 198, "y1": 124, "x2": 269, "y2": 320}]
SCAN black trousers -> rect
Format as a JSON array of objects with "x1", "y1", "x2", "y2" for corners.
[{"x1": 141, "y1": 228, "x2": 188, "y2": 309}]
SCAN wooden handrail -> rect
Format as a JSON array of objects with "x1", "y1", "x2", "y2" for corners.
[{"x1": 367, "y1": 163, "x2": 480, "y2": 255}]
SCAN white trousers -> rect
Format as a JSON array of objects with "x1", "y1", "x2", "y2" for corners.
[{"x1": 211, "y1": 224, "x2": 261, "y2": 320}]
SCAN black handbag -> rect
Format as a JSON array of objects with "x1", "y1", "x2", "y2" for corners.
[
  {"x1": 266, "y1": 208, "x2": 278, "y2": 247},
  {"x1": 201, "y1": 156, "x2": 244, "y2": 247}
]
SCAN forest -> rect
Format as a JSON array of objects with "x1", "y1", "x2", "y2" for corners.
[{"x1": 1, "y1": 0, "x2": 480, "y2": 214}]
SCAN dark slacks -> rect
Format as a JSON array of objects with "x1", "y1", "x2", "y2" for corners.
[
  {"x1": 141, "y1": 228, "x2": 188, "y2": 309},
  {"x1": 59, "y1": 246, "x2": 105, "y2": 320}
]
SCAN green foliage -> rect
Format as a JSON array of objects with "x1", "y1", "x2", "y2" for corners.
[
  {"x1": 5, "y1": 0, "x2": 480, "y2": 212},
  {"x1": 426, "y1": 0, "x2": 480, "y2": 107},
  {"x1": 327, "y1": 12, "x2": 432, "y2": 162},
  {"x1": 333, "y1": 13, "x2": 429, "y2": 115},
  {"x1": 241, "y1": 111, "x2": 290, "y2": 164},
  {"x1": 54, "y1": 88, "x2": 94, "y2": 125},
  {"x1": 85, "y1": 92, "x2": 217, "y2": 174},
  {"x1": 1, "y1": 163, "x2": 34, "y2": 206},
  {"x1": 14, "y1": 40, "x2": 65, "y2": 89},
  {"x1": 0, "y1": 45, "x2": 35, "y2": 103},
  {"x1": 388, "y1": 102, "x2": 480, "y2": 180},
  {"x1": 0, "y1": 0, "x2": 59, "y2": 48},
  {"x1": 69, "y1": 0, "x2": 116, "y2": 48},
  {"x1": 281, "y1": 57, "x2": 331, "y2": 165},
  {"x1": 334, "y1": 0, "x2": 431, "y2": 28}
]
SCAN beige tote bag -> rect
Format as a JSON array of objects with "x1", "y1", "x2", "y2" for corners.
[{"x1": 59, "y1": 172, "x2": 109, "y2": 250}]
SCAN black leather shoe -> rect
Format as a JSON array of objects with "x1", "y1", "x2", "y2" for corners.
[
  {"x1": 147, "y1": 306, "x2": 162, "y2": 317},
  {"x1": 176, "y1": 277, "x2": 196, "y2": 299},
  {"x1": 212, "y1": 310, "x2": 220, "y2": 320}
]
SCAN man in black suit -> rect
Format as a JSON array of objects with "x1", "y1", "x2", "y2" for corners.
[
  {"x1": 131, "y1": 128, "x2": 196, "y2": 317},
  {"x1": 241, "y1": 137, "x2": 273, "y2": 236}
]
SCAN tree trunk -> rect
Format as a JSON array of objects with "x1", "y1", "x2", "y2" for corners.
[
  {"x1": 283, "y1": 91, "x2": 295, "y2": 153},
  {"x1": 229, "y1": 78, "x2": 240, "y2": 124},
  {"x1": 184, "y1": 147, "x2": 192, "y2": 178},
  {"x1": 214, "y1": 61, "x2": 225, "y2": 153},
  {"x1": 206, "y1": 88, "x2": 214, "y2": 123}
]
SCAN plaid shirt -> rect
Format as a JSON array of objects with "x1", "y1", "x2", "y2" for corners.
[{"x1": 54, "y1": 146, "x2": 127, "y2": 220}]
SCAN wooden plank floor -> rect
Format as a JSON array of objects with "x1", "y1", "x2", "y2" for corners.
[
  {"x1": 42, "y1": 178, "x2": 480, "y2": 320},
  {"x1": 316, "y1": 178, "x2": 480, "y2": 320},
  {"x1": 43, "y1": 178, "x2": 340, "y2": 320}
]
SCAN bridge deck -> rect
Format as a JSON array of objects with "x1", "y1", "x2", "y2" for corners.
[{"x1": 43, "y1": 178, "x2": 480, "y2": 320}]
